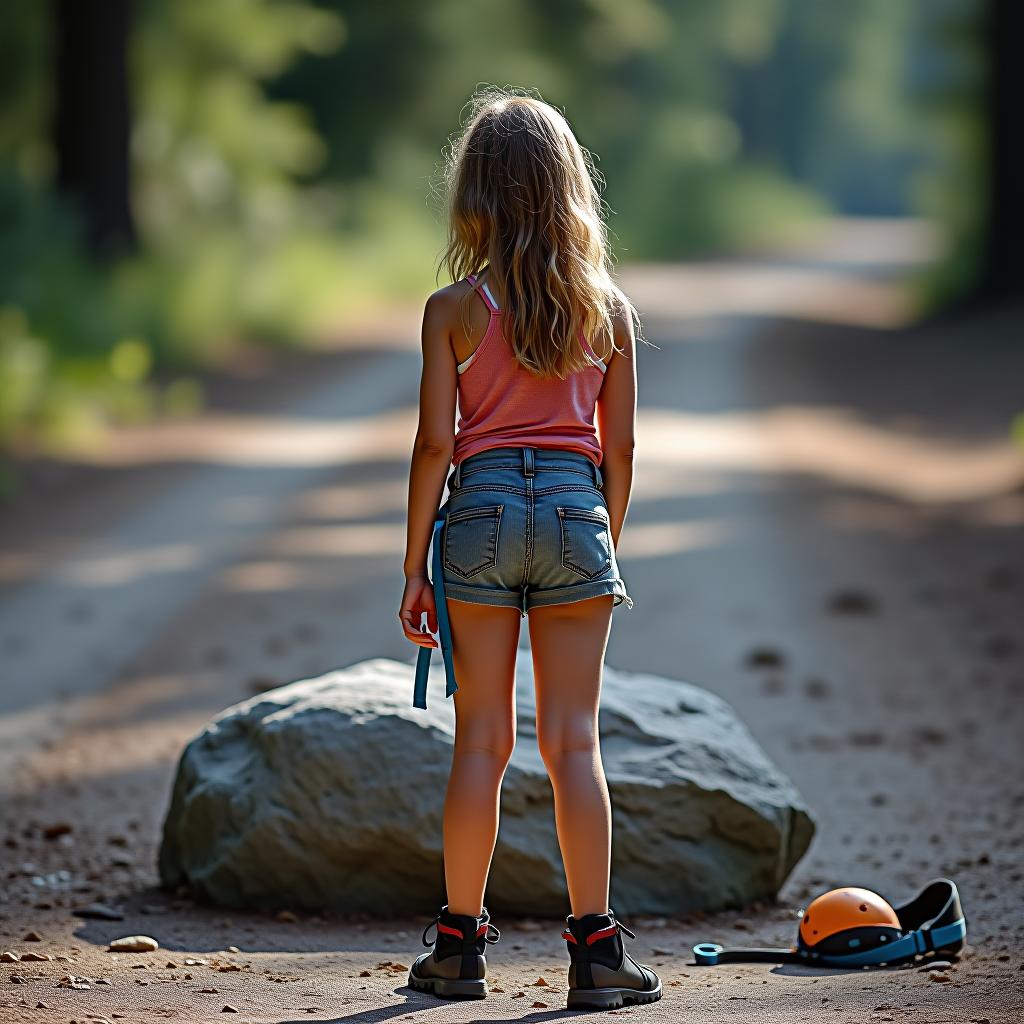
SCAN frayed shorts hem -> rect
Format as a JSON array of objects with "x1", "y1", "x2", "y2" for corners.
[{"x1": 443, "y1": 577, "x2": 634, "y2": 616}]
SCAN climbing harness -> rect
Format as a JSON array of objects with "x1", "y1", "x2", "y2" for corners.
[
  {"x1": 693, "y1": 878, "x2": 966, "y2": 969},
  {"x1": 412, "y1": 500, "x2": 459, "y2": 710}
]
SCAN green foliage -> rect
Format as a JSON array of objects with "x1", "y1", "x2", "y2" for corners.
[{"x1": 0, "y1": 0, "x2": 994, "y2": 458}]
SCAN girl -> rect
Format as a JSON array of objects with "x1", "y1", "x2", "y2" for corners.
[{"x1": 399, "y1": 88, "x2": 660, "y2": 1012}]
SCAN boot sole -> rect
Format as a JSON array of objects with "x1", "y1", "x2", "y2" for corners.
[
  {"x1": 566, "y1": 979, "x2": 663, "y2": 1011},
  {"x1": 407, "y1": 970, "x2": 488, "y2": 1000}
]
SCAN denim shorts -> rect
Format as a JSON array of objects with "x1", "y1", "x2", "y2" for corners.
[{"x1": 439, "y1": 445, "x2": 634, "y2": 617}]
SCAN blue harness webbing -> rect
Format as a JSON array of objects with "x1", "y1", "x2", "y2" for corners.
[{"x1": 412, "y1": 504, "x2": 459, "y2": 710}]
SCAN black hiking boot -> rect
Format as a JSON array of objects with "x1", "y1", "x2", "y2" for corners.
[
  {"x1": 562, "y1": 909, "x2": 663, "y2": 1010},
  {"x1": 408, "y1": 904, "x2": 500, "y2": 999}
]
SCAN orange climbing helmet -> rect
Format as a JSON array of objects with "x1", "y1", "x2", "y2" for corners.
[
  {"x1": 693, "y1": 878, "x2": 966, "y2": 969},
  {"x1": 798, "y1": 886, "x2": 902, "y2": 948}
]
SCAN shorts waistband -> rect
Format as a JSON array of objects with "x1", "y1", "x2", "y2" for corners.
[{"x1": 452, "y1": 446, "x2": 603, "y2": 489}]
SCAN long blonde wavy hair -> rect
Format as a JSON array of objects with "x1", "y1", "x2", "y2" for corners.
[{"x1": 441, "y1": 87, "x2": 638, "y2": 379}]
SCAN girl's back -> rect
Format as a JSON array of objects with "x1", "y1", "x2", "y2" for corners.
[{"x1": 451, "y1": 271, "x2": 609, "y2": 468}]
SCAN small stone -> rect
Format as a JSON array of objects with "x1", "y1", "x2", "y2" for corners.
[
  {"x1": 805, "y1": 677, "x2": 831, "y2": 699},
  {"x1": 20, "y1": 952, "x2": 50, "y2": 962},
  {"x1": 108, "y1": 935, "x2": 159, "y2": 953},
  {"x1": 221, "y1": 1005, "x2": 238, "y2": 1013},
  {"x1": 22, "y1": 932, "x2": 41, "y2": 942},
  {"x1": 226, "y1": 946, "x2": 240, "y2": 954},
  {"x1": 0, "y1": 952, "x2": 19, "y2": 962},
  {"x1": 359, "y1": 970, "x2": 371, "y2": 977},
  {"x1": 199, "y1": 987, "x2": 219, "y2": 994},
  {"x1": 42, "y1": 823, "x2": 73, "y2": 841},
  {"x1": 10, "y1": 975, "x2": 26, "y2": 984},
  {"x1": 921, "y1": 960, "x2": 953, "y2": 972},
  {"x1": 34, "y1": 1002, "x2": 49, "y2": 1009},
  {"x1": 532, "y1": 1001, "x2": 548, "y2": 1008},
  {"x1": 74, "y1": 903, "x2": 124, "y2": 921},
  {"x1": 58, "y1": 974, "x2": 91, "y2": 990},
  {"x1": 276, "y1": 910, "x2": 298, "y2": 923},
  {"x1": 827, "y1": 589, "x2": 878, "y2": 615},
  {"x1": 165, "y1": 961, "x2": 178, "y2": 969},
  {"x1": 184, "y1": 958, "x2": 208, "y2": 966},
  {"x1": 928, "y1": 971, "x2": 951, "y2": 983},
  {"x1": 746, "y1": 646, "x2": 785, "y2": 669},
  {"x1": 531, "y1": 976, "x2": 548, "y2": 986}
]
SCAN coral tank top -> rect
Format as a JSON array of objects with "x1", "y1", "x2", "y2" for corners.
[{"x1": 451, "y1": 274, "x2": 608, "y2": 467}]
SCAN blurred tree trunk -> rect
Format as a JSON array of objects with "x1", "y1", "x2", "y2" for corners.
[
  {"x1": 54, "y1": 0, "x2": 136, "y2": 257},
  {"x1": 980, "y1": 0, "x2": 1023, "y2": 302}
]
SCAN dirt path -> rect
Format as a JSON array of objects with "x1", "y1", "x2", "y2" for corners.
[{"x1": 1, "y1": 220, "x2": 1022, "y2": 1023}]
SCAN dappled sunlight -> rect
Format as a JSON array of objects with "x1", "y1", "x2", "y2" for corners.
[
  {"x1": 83, "y1": 673, "x2": 217, "y2": 724},
  {"x1": 620, "y1": 219, "x2": 938, "y2": 329},
  {"x1": 638, "y1": 406, "x2": 1023, "y2": 504},
  {"x1": 62, "y1": 408, "x2": 420, "y2": 468},
  {"x1": 617, "y1": 519, "x2": 731, "y2": 560},
  {"x1": 297, "y1": 479, "x2": 411, "y2": 520},
  {"x1": 54, "y1": 542, "x2": 201, "y2": 588},
  {"x1": 267, "y1": 523, "x2": 406, "y2": 558},
  {"x1": 821, "y1": 490, "x2": 1024, "y2": 536}
]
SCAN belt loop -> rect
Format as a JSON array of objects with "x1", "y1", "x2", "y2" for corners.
[
  {"x1": 452, "y1": 460, "x2": 462, "y2": 489},
  {"x1": 522, "y1": 446, "x2": 535, "y2": 477},
  {"x1": 592, "y1": 460, "x2": 603, "y2": 489}
]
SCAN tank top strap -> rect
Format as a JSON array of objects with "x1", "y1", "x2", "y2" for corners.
[{"x1": 467, "y1": 272, "x2": 501, "y2": 313}]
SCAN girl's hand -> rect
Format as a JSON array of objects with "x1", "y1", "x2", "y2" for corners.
[{"x1": 399, "y1": 575, "x2": 438, "y2": 648}]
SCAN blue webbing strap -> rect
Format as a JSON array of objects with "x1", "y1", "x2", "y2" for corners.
[
  {"x1": 692, "y1": 917, "x2": 967, "y2": 968},
  {"x1": 412, "y1": 508, "x2": 459, "y2": 709},
  {"x1": 820, "y1": 917, "x2": 967, "y2": 967}
]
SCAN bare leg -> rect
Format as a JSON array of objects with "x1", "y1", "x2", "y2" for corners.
[
  {"x1": 442, "y1": 599, "x2": 521, "y2": 917},
  {"x1": 528, "y1": 595, "x2": 615, "y2": 918}
]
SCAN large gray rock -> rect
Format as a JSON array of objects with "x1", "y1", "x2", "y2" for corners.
[{"x1": 159, "y1": 656, "x2": 814, "y2": 916}]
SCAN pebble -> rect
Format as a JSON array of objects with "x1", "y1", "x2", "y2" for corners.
[
  {"x1": 276, "y1": 910, "x2": 298, "y2": 923},
  {"x1": 22, "y1": 932, "x2": 41, "y2": 942},
  {"x1": 221, "y1": 1005, "x2": 238, "y2": 1013},
  {"x1": 20, "y1": 952, "x2": 50, "y2": 962},
  {"x1": 58, "y1": 974, "x2": 91, "y2": 990},
  {"x1": 921, "y1": 959, "x2": 953, "y2": 972},
  {"x1": 108, "y1": 935, "x2": 159, "y2": 953},
  {"x1": 42, "y1": 823, "x2": 72, "y2": 840},
  {"x1": 0, "y1": 952, "x2": 19, "y2": 963},
  {"x1": 746, "y1": 646, "x2": 786, "y2": 669}
]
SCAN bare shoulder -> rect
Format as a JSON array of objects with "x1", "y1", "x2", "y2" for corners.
[
  {"x1": 423, "y1": 281, "x2": 467, "y2": 324},
  {"x1": 425, "y1": 279, "x2": 483, "y2": 332}
]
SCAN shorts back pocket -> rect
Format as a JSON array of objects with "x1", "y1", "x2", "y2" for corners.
[
  {"x1": 557, "y1": 506, "x2": 612, "y2": 580},
  {"x1": 443, "y1": 504, "x2": 504, "y2": 579}
]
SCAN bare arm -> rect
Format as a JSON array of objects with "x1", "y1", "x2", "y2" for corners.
[
  {"x1": 403, "y1": 291, "x2": 458, "y2": 579},
  {"x1": 595, "y1": 306, "x2": 637, "y2": 549}
]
